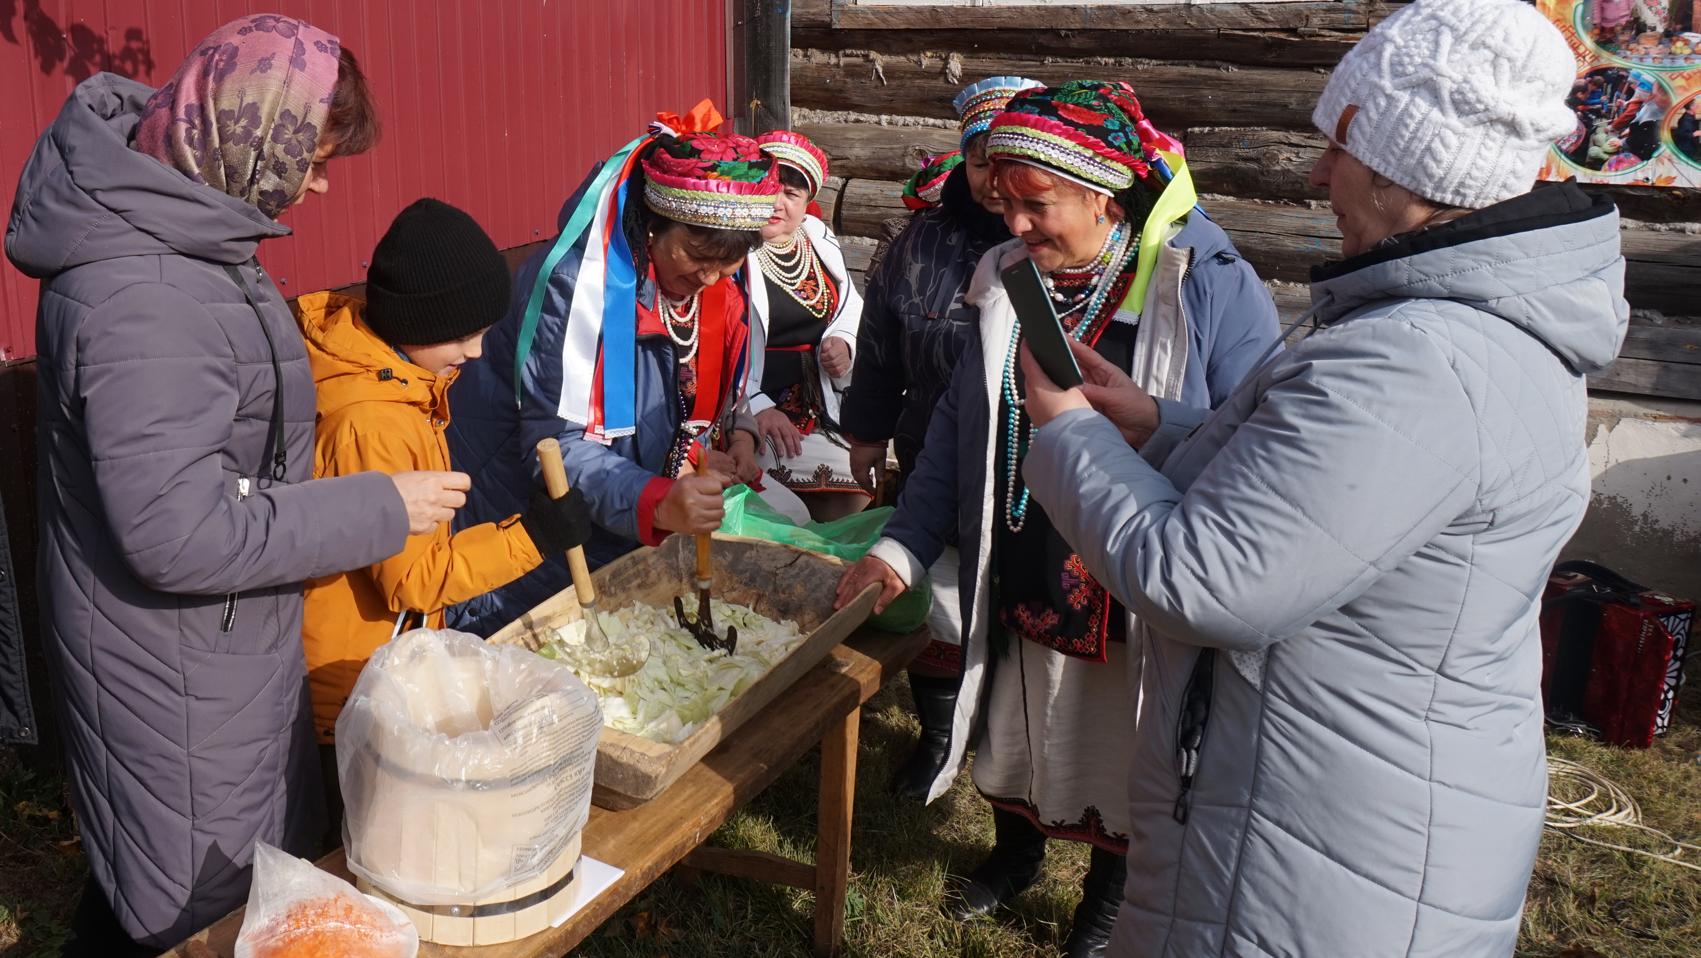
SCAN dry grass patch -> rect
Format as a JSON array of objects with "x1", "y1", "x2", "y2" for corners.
[{"x1": 1, "y1": 669, "x2": 1697, "y2": 957}]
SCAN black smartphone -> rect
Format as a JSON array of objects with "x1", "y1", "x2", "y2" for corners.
[{"x1": 1001, "y1": 258, "x2": 1084, "y2": 389}]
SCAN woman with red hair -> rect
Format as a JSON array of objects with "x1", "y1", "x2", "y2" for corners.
[{"x1": 836, "y1": 81, "x2": 1278, "y2": 956}]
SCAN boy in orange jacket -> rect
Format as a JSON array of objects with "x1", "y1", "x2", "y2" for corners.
[{"x1": 297, "y1": 198, "x2": 590, "y2": 760}]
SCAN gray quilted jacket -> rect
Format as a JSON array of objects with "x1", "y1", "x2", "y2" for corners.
[
  {"x1": 5, "y1": 74, "x2": 408, "y2": 947},
  {"x1": 1025, "y1": 184, "x2": 1627, "y2": 957}
]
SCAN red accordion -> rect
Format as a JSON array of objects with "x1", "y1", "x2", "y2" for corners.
[{"x1": 1539, "y1": 560, "x2": 1694, "y2": 748}]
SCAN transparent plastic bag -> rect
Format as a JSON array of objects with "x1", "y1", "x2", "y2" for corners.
[
  {"x1": 336, "y1": 628, "x2": 602, "y2": 906},
  {"x1": 718, "y1": 486, "x2": 932, "y2": 632},
  {"x1": 233, "y1": 842, "x2": 418, "y2": 958}
]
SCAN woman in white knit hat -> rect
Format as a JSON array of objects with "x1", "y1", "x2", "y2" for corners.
[{"x1": 1001, "y1": 0, "x2": 1629, "y2": 954}]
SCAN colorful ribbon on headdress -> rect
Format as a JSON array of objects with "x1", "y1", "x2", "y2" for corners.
[
  {"x1": 1126, "y1": 149, "x2": 1197, "y2": 317},
  {"x1": 652, "y1": 100, "x2": 726, "y2": 140},
  {"x1": 514, "y1": 99, "x2": 758, "y2": 442}
]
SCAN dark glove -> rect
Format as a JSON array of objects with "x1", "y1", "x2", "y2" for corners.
[{"x1": 520, "y1": 486, "x2": 593, "y2": 557}]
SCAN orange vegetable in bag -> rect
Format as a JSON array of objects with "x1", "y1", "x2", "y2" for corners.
[
  {"x1": 233, "y1": 843, "x2": 418, "y2": 958},
  {"x1": 248, "y1": 896, "x2": 414, "y2": 958}
]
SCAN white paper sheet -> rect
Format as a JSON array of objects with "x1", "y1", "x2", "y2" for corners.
[{"x1": 552, "y1": 856, "x2": 624, "y2": 928}]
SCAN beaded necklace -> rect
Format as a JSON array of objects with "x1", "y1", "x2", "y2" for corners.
[
  {"x1": 1041, "y1": 220, "x2": 1125, "y2": 317},
  {"x1": 1001, "y1": 222, "x2": 1136, "y2": 533},
  {"x1": 757, "y1": 228, "x2": 833, "y2": 320},
  {"x1": 664, "y1": 389, "x2": 702, "y2": 479},
  {"x1": 661, "y1": 292, "x2": 701, "y2": 364}
]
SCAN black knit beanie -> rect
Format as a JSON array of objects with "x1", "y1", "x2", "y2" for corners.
[{"x1": 365, "y1": 198, "x2": 510, "y2": 346}]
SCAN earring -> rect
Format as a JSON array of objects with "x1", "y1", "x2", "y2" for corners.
[{"x1": 1096, "y1": 213, "x2": 1106, "y2": 225}]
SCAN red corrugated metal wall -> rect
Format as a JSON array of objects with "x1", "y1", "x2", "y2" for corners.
[{"x1": 0, "y1": 0, "x2": 733, "y2": 359}]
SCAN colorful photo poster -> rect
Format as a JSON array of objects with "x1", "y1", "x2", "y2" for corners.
[{"x1": 1539, "y1": 0, "x2": 1701, "y2": 187}]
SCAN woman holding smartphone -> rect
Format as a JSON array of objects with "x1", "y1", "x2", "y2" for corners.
[
  {"x1": 1015, "y1": 2, "x2": 1615, "y2": 952},
  {"x1": 834, "y1": 81, "x2": 1277, "y2": 957}
]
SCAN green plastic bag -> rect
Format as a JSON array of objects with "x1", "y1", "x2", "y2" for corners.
[{"x1": 717, "y1": 486, "x2": 932, "y2": 633}]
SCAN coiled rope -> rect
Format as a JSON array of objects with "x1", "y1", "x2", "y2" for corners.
[{"x1": 1546, "y1": 757, "x2": 1701, "y2": 873}]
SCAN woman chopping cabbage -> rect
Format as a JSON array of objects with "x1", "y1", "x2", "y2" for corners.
[
  {"x1": 448, "y1": 106, "x2": 779, "y2": 636},
  {"x1": 743, "y1": 130, "x2": 868, "y2": 521},
  {"x1": 835, "y1": 82, "x2": 1279, "y2": 957}
]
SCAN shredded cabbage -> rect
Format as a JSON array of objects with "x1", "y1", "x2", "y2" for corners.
[{"x1": 537, "y1": 600, "x2": 806, "y2": 744}]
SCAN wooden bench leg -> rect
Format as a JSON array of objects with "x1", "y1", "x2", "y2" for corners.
[{"x1": 813, "y1": 705, "x2": 859, "y2": 958}]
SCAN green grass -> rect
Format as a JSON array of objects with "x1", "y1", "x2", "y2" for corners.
[
  {"x1": 1520, "y1": 679, "x2": 1701, "y2": 958},
  {"x1": 2, "y1": 673, "x2": 1697, "y2": 957}
]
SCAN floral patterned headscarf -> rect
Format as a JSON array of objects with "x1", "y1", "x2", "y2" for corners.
[{"x1": 133, "y1": 14, "x2": 342, "y2": 219}]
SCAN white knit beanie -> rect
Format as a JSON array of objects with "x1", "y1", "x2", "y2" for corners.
[{"x1": 1311, "y1": 0, "x2": 1579, "y2": 210}]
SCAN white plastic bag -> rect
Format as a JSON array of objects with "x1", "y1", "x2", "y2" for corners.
[
  {"x1": 336, "y1": 628, "x2": 602, "y2": 906},
  {"x1": 233, "y1": 842, "x2": 418, "y2": 958}
]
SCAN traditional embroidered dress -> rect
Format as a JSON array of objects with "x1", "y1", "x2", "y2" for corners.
[
  {"x1": 962, "y1": 81, "x2": 1205, "y2": 851},
  {"x1": 745, "y1": 131, "x2": 867, "y2": 499},
  {"x1": 981, "y1": 227, "x2": 1147, "y2": 852},
  {"x1": 867, "y1": 81, "x2": 1280, "y2": 835}
]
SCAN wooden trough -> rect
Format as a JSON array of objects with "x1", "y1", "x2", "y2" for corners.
[{"x1": 489, "y1": 534, "x2": 878, "y2": 809}]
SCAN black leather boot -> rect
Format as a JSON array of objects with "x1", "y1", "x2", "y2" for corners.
[
  {"x1": 1062, "y1": 846, "x2": 1126, "y2": 958},
  {"x1": 889, "y1": 672, "x2": 957, "y2": 802},
  {"x1": 944, "y1": 807, "x2": 1049, "y2": 920}
]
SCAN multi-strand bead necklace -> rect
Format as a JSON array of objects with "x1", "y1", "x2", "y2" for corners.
[
  {"x1": 1001, "y1": 220, "x2": 1136, "y2": 534},
  {"x1": 661, "y1": 291, "x2": 701, "y2": 364},
  {"x1": 757, "y1": 228, "x2": 833, "y2": 320}
]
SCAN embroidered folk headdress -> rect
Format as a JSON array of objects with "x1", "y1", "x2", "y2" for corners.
[
  {"x1": 755, "y1": 130, "x2": 829, "y2": 199},
  {"x1": 643, "y1": 132, "x2": 781, "y2": 230},
  {"x1": 512, "y1": 100, "x2": 773, "y2": 441},
  {"x1": 952, "y1": 75, "x2": 1045, "y2": 151},
  {"x1": 985, "y1": 80, "x2": 1184, "y2": 195},
  {"x1": 902, "y1": 150, "x2": 962, "y2": 210}
]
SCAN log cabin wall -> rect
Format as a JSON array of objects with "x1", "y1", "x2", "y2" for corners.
[
  {"x1": 793, "y1": 0, "x2": 1701, "y2": 599},
  {"x1": 792, "y1": 0, "x2": 1701, "y2": 402}
]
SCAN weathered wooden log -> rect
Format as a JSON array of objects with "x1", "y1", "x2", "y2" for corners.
[
  {"x1": 792, "y1": 51, "x2": 1328, "y2": 131},
  {"x1": 1268, "y1": 280, "x2": 1701, "y2": 401},
  {"x1": 828, "y1": 174, "x2": 1701, "y2": 317},
  {"x1": 1202, "y1": 195, "x2": 1701, "y2": 317},
  {"x1": 816, "y1": 175, "x2": 844, "y2": 229},
  {"x1": 838, "y1": 177, "x2": 912, "y2": 239},
  {"x1": 1183, "y1": 127, "x2": 1701, "y2": 223},
  {"x1": 839, "y1": 239, "x2": 874, "y2": 278},
  {"x1": 1184, "y1": 127, "x2": 1328, "y2": 203},
  {"x1": 797, "y1": 0, "x2": 1391, "y2": 32},
  {"x1": 745, "y1": 0, "x2": 790, "y2": 132},
  {"x1": 792, "y1": 27, "x2": 1360, "y2": 68},
  {"x1": 798, "y1": 121, "x2": 960, "y2": 183},
  {"x1": 793, "y1": 0, "x2": 832, "y2": 30}
]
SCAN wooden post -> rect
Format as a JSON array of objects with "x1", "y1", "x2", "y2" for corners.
[
  {"x1": 744, "y1": 0, "x2": 791, "y2": 134},
  {"x1": 813, "y1": 706, "x2": 859, "y2": 958}
]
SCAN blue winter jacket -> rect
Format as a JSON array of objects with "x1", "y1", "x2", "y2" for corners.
[{"x1": 446, "y1": 170, "x2": 741, "y2": 636}]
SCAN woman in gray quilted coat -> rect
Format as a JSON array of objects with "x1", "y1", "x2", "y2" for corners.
[
  {"x1": 6, "y1": 16, "x2": 467, "y2": 956},
  {"x1": 1016, "y1": 1, "x2": 1628, "y2": 955}
]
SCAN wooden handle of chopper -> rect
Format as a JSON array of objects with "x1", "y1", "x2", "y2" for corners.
[
  {"x1": 536, "y1": 438, "x2": 597, "y2": 607},
  {"x1": 693, "y1": 452, "x2": 713, "y2": 581}
]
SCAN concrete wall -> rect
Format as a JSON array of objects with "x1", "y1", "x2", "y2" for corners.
[{"x1": 1569, "y1": 395, "x2": 1701, "y2": 600}]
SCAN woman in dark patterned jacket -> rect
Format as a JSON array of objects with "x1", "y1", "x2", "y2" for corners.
[{"x1": 839, "y1": 76, "x2": 1040, "y2": 805}]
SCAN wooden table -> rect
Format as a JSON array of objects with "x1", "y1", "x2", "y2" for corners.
[{"x1": 164, "y1": 626, "x2": 926, "y2": 958}]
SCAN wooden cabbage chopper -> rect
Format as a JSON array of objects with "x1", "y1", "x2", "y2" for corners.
[{"x1": 490, "y1": 452, "x2": 880, "y2": 808}]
